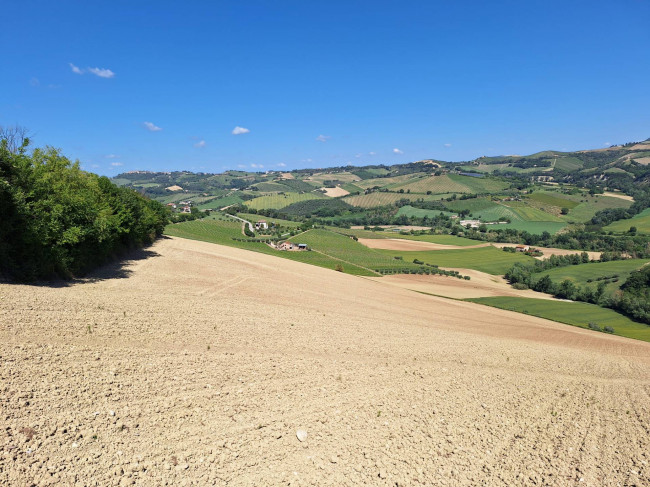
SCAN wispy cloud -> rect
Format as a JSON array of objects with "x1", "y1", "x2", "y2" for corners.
[
  {"x1": 316, "y1": 134, "x2": 330, "y2": 142},
  {"x1": 277, "y1": 162, "x2": 286, "y2": 167},
  {"x1": 90, "y1": 164, "x2": 100, "y2": 168},
  {"x1": 232, "y1": 126, "x2": 250, "y2": 135},
  {"x1": 237, "y1": 164, "x2": 246, "y2": 169},
  {"x1": 444, "y1": 143, "x2": 452, "y2": 148},
  {"x1": 110, "y1": 162, "x2": 123, "y2": 167},
  {"x1": 69, "y1": 63, "x2": 114, "y2": 78},
  {"x1": 368, "y1": 151, "x2": 376, "y2": 155},
  {"x1": 88, "y1": 67, "x2": 115, "y2": 78},
  {"x1": 393, "y1": 148, "x2": 403, "y2": 154},
  {"x1": 105, "y1": 154, "x2": 120, "y2": 159},
  {"x1": 604, "y1": 142, "x2": 611, "y2": 147},
  {"x1": 69, "y1": 63, "x2": 84, "y2": 75},
  {"x1": 302, "y1": 158, "x2": 313, "y2": 163},
  {"x1": 194, "y1": 140, "x2": 206, "y2": 148},
  {"x1": 144, "y1": 121, "x2": 162, "y2": 132},
  {"x1": 355, "y1": 153, "x2": 362, "y2": 158},
  {"x1": 251, "y1": 163, "x2": 264, "y2": 168},
  {"x1": 30, "y1": 77, "x2": 40, "y2": 87}
]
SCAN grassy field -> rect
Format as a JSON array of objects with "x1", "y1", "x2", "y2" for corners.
[
  {"x1": 289, "y1": 229, "x2": 419, "y2": 273},
  {"x1": 335, "y1": 228, "x2": 480, "y2": 246},
  {"x1": 562, "y1": 194, "x2": 631, "y2": 222},
  {"x1": 388, "y1": 175, "x2": 471, "y2": 194},
  {"x1": 396, "y1": 205, "x2": 456, "y2": 219},
  {"x1": 538, "y1": 259, "x2": 650, "y2": 296},
  {"x1": 164, "y1": 219, "x2": 374, "y2": 275},
  {"x1": 305, "y1": 172, "x2": 361, "y2": 185},
  {"x1": 245, "y1": 192, "x2": 324, "y2": 210},
  {"x1": 252, "y1": 181, "x2": 296, "y2": 192},
  {"x1": 376, "y1": 245, "x2": 535, "y2": 275},
  {"x1": 604, "y1": 208, "x2": 650, "y2": 234},
  {"x1": 495, "y1": 221, "x2": 567, "y2": 234},
  {"x1": 343, "y1": 192, "x2": 439, "y2": 208},
  {"x1": 467, "y1": 297, "x2": 650, "y2": 342},
  {"x1": 355, "y1": 173, "x2": 425, "y2": 190},
  {"x1": 527, "y1": 191, "x2": 580, "y2": 209},
  {"x1": 447, "y1": 174, "x2": 510, "y2": 193}
]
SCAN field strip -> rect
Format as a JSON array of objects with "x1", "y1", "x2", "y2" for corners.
[{"x1": 358, "y1": 238, "x2": 491, "y2": 251}]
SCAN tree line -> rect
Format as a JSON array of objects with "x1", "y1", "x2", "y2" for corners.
[{"x1": 0, "y1": 138, "x2": 168, "y2": 281}]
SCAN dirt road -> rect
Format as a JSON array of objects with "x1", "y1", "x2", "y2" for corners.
[{"x1": 2, "y1": 237, "x2": 649, "y2": 486}]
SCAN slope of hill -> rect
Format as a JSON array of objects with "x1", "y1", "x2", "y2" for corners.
[{"x1": 2, "y1": 236, "x2": 650, "y2": 485}]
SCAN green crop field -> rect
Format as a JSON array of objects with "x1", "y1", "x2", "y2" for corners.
[
  {"x1": 289, "y1": 229, "x2": 419, "y2": 273},
  {"x1": 336, "y1": 228, "x2": 480, "y2": 246},
  {"x1": 341, "y1": 183, "x2": 363, "y2": 193},
  {"x1": 447, "y1": 174, "x2": 509, "y2": 193},
  {"x1": 252, "y1": 181, "x2": 296, "y2": 192},
  {"x1": 509, "y1": 205, "x2": 564, "y2": 222},
  {"x1": 538, "y1": 259, "x2": 650, "y2": 296},
  {"x1": 355, "y1": 173, "x2": 425, "y2": 190},
  {"x1": 343, "y1": 192, "x2": 437, "y2": 208},
  {"x1": 527, "y1": 191, "x2": 580, "y2": 209},
  {"x1": 305, "y1": 172, "x2": 361, "y2": 185},
  {"x1": 396, "y1": 205, "x2": 456, "y2": 219},
  {"x1": 245, "y1": 192, "x2": 324, "y2": 210},
  {"x1": 553, "y1": 157, "x2": 583, "y2": 172},
  {"x1": 495, "y1": 221, "x2": 567, "y2": 234},
  {"x1": 388, "y1": 175, "x2": 471, "y2": 194},
  {"x1": 164, "y1": 219, "x2": 373, "y2": 275},
  {"x1": 467, "y1": 297, "x2": 650, "y2": 342},
  {"x1": 376, "y1": 245, "x2": 534, "y2": 275},
  {"x1": 562, "y1": 194, "x2": 631, "y2": 222},
  {"x1": 604, "y1": 208, "x2": 650, "y2": 234}
]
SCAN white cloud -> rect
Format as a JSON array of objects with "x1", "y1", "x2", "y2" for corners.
[
  {"x1": 251, "y1": 163, "x2": 264, "y2": 169},
  {"x1": 144, "y1": 121, "x2": 162, "y2": 132},
  {"x1": 105, "y1": 154, "x2": 120, "y2": 159},
  {"x1": 30, "y1": 77, "x2": 40, "y2": 87},
  {"x1": 69, "y1": 63, "x2": 84, "y2": 74},
  {"x1": 88, "y1": 67, "x2": 115, "y2": 78},
  {"x1": 110, "y1": 162, "x2": 123, "y2": 167},
  {"x1": 237, "y1": 164, "x2": 246, "y2": 168},
  {"x1": 232, "y1": 126, "x2": 250, "y2": 135},
  {"x1": 368, "y1": 151, "x2": 376, "y2": 155},
  {"x1": 316, "y1": 134, "x2": 330, "y2": 142},
  {"x1": 277, "y1": 162, "x2": 286, "y2": 167},
  {"x1": 604, "y1": 142, "x2": 611, "y2": 147},
  {"x1": 444, "y1": 143, "x2": 452, "y2": 148},
  {"x1": 301, "y1": 158, "x2": 313, "y2": 163},
  {"x1": 90, "y1": 164, "x2": 100, "y2": 168},
  {"x1": 393, "y1": 148, "x2": 403, "y2": 154},
  {"x1": 355, "y1": 153, "x2": 362, "y2": 158},
  {"x1": 194, "y1": 140, "x2": 206, "y2": 148}
]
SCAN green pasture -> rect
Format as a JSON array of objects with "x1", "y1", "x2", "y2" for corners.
[
  {"x1": 245, "y1": 192, "x2": 324, "y2": 210},
  {"x1": 527, "y1": 191, "x2": 580, "y2": 209},
  {"x1": 236, "y1": 213, "x2": 303, "y2": 228},
  {"x1": 396, "y1": 205, "x2": 456, "y2": 219},
  {"x1": 467, "y1": 297, "x2": 650, "y2": 342},
  {"x1": 604, "y1": 208, "x2": 650, "y2": 234},
  {"x1": 562, "y1": 194, "x2": 631, "y2": 222},
  {"x1": 538, "y1": 259, "x2": 650, "y2": 296},
  {"x1": 164, "y1": 219, "x2": 373, "y2": 275},
  {"x1": 376, "y1": 245, "x2": 534, "y2": 275},
  {"x1": 335, "y1": 228, "x2": 479, "y2": 246}
]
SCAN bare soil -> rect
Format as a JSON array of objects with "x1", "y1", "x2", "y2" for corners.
[
  {"x1": 491, "y1": 243, "x2": 601, "y2": 261},
  {"x1": 602, "y1": 191, "x2": 635, "y2": 201},
  {"x1": 369, "y1": 269, "x2": 558, "y2": 300},
  {"x1": 320, "y1": 187, "x2": 350, "y2": 197},
  {"x1": 358, "y1": 238, "x2": 490, "y2": 251},
  {"x1": 2, "y1": 237, "x2": 650, "y2": 486}
]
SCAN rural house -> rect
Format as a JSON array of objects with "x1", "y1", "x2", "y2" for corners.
[{"x1": 255, "y1": 220, "x2": 268, "y2": 230}]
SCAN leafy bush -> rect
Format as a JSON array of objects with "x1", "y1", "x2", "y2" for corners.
[{"x1": 0, "y1": 139, "x2": 168, "y2": 280}]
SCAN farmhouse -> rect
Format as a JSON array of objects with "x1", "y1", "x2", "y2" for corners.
[
  {"x1": 255, "y1": 220, "x2": 268, "y2": 230},
  {"x1": 515, "y1": 245, "x2": 530, "y2": 252},
  {"x1": 460, "y1": 219, "x2": 481, "y2": 228},
  {"x1": 180, "y1": 206, "x2": 191, "y2": 214},
  {"x1": 276, "y1": 241, "x2": 308, "y2": 251}
]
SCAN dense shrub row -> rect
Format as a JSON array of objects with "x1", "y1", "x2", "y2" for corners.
[{"x1": 0, "y1": 140, "x2": 168, "y2": 280}]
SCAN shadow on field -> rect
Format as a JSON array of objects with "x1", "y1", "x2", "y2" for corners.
[{"x1": 22, "y1": 242, "x2": 165, "y2": 288}]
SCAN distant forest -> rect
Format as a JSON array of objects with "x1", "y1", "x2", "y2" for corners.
[{"x1": 0, "y1": 134, "x2": 168, "y2": 281}]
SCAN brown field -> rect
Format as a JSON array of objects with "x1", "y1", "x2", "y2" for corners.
[
  {"x1": 491, "y1": 243, "x2": 601, "y2": 261},
  {"x1": 2, "y1": 237, "x2": 650, "y2": 486},
  {"x1": 603, "y1": 191, "x2": 634, "y2": 201},
  {"x1": 359, "y1": 238, "x2": 490, "y2": 251},
  {"x1": 369, "y1": 269, "x2": 558, "y2": 300},
  {"x1": 320, "y1": 186, "x2": 350, "y2": 197}
]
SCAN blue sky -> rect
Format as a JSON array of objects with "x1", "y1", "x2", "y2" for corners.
[{"x1": 2, "y1": 1, "x2": 649, "y2": 175}]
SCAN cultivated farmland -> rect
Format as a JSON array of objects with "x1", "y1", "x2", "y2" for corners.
[{"x1": 245, "y1": 192, "x2": 324, "y2": 210}]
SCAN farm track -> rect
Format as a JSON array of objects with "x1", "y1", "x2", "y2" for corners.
[{"x1": 2, "y1": 237, "x2": 650, "y2": 486}]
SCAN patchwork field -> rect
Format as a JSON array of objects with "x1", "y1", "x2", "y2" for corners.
[
  {"x1": 2, "y1": 237, "x2": 650, "y2": 486},
  {"x1": 343, "y1": 192, "x2": 439, "y2": 208}
]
